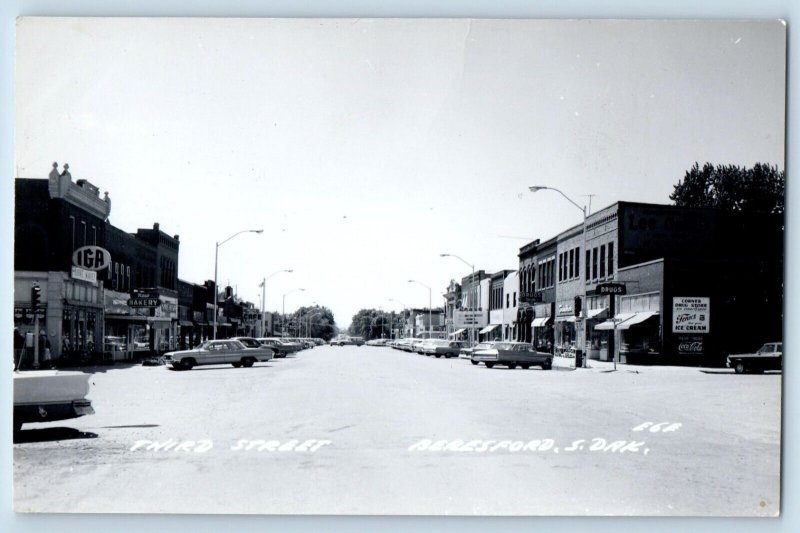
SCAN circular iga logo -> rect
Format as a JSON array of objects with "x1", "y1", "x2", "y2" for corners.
[{"x1": 72, "y1": 246, "x2": 111, "y2": 271}]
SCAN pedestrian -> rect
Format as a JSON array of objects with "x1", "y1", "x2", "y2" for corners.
[{"x1": 39, "y1": 331, "x2": 52, "y2": 366}]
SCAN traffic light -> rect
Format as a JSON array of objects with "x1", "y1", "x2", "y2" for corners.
[
  {"x1": 31, "y1": 283, "x2": 41, "y2": 311},
  {"x1": 574, "y1": 296, "x2": 582, "y2": 317}
]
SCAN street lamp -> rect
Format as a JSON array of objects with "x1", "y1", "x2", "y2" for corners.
[
  {"x1": 408, "y1": 280, "x2": 432, "y2": 339},
  {"x1": 260, "y1": 269, "x2": 293, "y2": 337},
  {"x1": 306, "y1": 310, "x2": 322, "y2": 338},
  {"x1": 281, "y1": 288, "x2": 305, "y2": 337},
  {"x1": 440, "y1": 253, "x2": 476, "y2": 346},
  {"x1": 529, "y1": 185, "x2": 588, "y2": 368},
  {"x1": 214, "y1": 229, "x2": 263, "y2": 340}
]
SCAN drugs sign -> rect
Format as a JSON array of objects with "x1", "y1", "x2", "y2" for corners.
[
  {"x1": 672, "y1": 297, "x2": 710, "y2": 333},
  {"x1": 72, "y1": 246, "x2": 111, "y2": 271}
]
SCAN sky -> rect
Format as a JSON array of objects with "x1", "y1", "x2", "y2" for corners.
[{"x1": 14, "y1": 18, "x2": 786, "y2": 326}]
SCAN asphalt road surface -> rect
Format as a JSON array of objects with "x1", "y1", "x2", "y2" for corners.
[{"x1": 13, "y1": 345, "x2": 781, "y2": 516}]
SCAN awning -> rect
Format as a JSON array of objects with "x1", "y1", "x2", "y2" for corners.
[
  {"x1": 531, "y1": 316, "x2": 553, "y2": 328},
  {"x1": 587, "y1": 307, "x2": 609, "y2": 320},
  {"x1": 594, "y1": 313, "x2": 636, "y2": 331},
  {"x1": 104, "y1": 314, "x2": 148, "y2": 323},
  {"x1": 448, "y1": 328, "x2": 466, "y2": 337},
  {"x1": 556, "y1": 315, "x2": 576, "y2": 323},
  {"x1": 616, "y1": 311, "x2": 659, "y2": 330},
  {"x1": 179, "y1": 321, "x2": 194, "y2": 327},
  {"x1": 479, "y1": 324, "x2": 500, "y2": 334}
]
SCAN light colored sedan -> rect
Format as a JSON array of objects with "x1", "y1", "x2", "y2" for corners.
[
  {"x1": 164, "y1": 339, "x2": 273, "y2": 370},
  {"x1": 420, "y1": 339, "x2": 463, "y2": 358},
  {"x1": 472, "y1": 342, "x2": 553, "y2": 369}
]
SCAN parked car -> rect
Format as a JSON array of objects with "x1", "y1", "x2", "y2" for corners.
[
  {"x1": 14, "y1": 370, "x2": 95, "y2": 432},
  {"x1": 460, "y1": 341, "x2": 497, "y2": 358},
  {"x1": 231, "y1": 337, "x2": 278, "y2": 358},
  {"x1": 257, "y1": 338, "x2": 299, "y2": 357},
  {"x1": 411, "y1": 339, "x2": 429, "y2": 354},
  {"x1": 421, "y1": 339, "x2": 463, "y2": 358},
  {"x1": 727, "y1": 342, "x2": 782, "y2": 374},
  {"x1": 366, "y1": 339, "x2": 387, "y2": 346},
  {"x1": 471, "y1": 342, "x2": 553, "y2": 369},
  {"x1": 164, "y1": 339, "x2": 272, "y2": 370}
]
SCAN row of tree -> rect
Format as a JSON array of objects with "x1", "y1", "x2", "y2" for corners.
[
  {"x1": 349, "y1": 308, "x2": 409, "y2": 340},
  {"x1": 284, "y1": 305, "x2": 337, "y2": 341},
  {"x1": 669, "y1": 162, "x2": 784, "y2": 213}
]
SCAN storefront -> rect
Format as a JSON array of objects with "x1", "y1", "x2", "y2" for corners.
[
  {"x1": 554, "y1": 299, "x2": 576, "y2": 355},
  {"x1": 594, "y1": 291, "x2": 662, "y2": 364},
  {"x1": 531, "y1": 303, "x2": 553, "y2": 352},
  {"x1": 584, "y1": 295, "x2": 610, "y2": 360}
]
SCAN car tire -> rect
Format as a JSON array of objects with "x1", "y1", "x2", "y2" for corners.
[
  {"x1": 172, "y1": 362, "x2": 183, "y2": 370},
  {"x1": 734, "y1": 361, "x2": 745, "y2": 374},
  {"x1": 232, "y1": 362, "x2": 242, "y2": 368},
  {"x1": 182, "y1": 359, "x2": 195, "y2": 370},
  {"x1": 508, "y1": 363, "x2": 517, "y2": 369},
  {"x1": 435, "y1": 354, "x2": 441, "y2": 358},
  {"x1": 470, "y1": 360, "x2": 478, "y2": 365},
  {"x1": 521, "y1": 364, "x2": 530, "y2": 370},
  {"x1": 485, "y1": 362, "x2": 495, "y2": 368},
  {"x1": 542, "y1": 359, "x2": 552, "y2": 370},
  {"x1": 242, "y1": 358, "x2": 255, "y2": 368}
]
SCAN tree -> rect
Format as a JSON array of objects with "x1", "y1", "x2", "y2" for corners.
[
  {"x1": 349, "y1": 309, "x2": 394, "y2": 340},
  {"x1": 289, "y1": 305, "x2": 337, "y2": 340},
  {"x1": 670, "y1": 162, "x2": 784, "y2": 214}
]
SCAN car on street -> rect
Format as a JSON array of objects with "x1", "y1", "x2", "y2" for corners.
[
  {"x1": 164, "y1": 339, "x2": 273, "y2": 370},
  {"x1": 366, "y1": 339, "x2": 387, "y2": 346},
  {"x1": 471, "y1": 342, "x2": 553, "y2": 369},
  {"x1": 460, "y1": 341, "x2": 497, "y2": 358},
  {"x1": 332, "y1": 336, "x2": 365, "y2": 347},
  {"x1": 420, "y1": 339, "x2": 464, "y2": 358},
  {"x1": 14, "y1": 370, "x2": 95, "y2": 432},
  {"x1": 727, "y1": 342, "x2": 782, "y2": 374},
  {"x1": 257, "y1": 337, "x2": 300, "y2": 357},
  {"x1": 231, "y1": 337, "x2": 278, "y2": 359},
  {"x1": 411, "y1": 339, "x2": 428, "y2": 354}
]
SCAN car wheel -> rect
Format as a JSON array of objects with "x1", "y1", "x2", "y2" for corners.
[
  {"x1": 171, "y1": 362, "x2": 183, "y2": 370},
  {"x1": 182, "y1": 359, "x2": 195, "y2": 370},
  {"x1": 508, "y1": 363, "x2": 517, "y2": 369},
  {"x1": 435, "y1": 354, "x2": 441, "y2": 358},
  {"x1": 242, "y1": 358, "x2": 255, "y2": 368},
  {"x1": 470, "y1": 360, "x2": 478, "y2": 365},
  {"x1": 521, "y1": 364, "x2": 530, "y2": 370},
  {"x1": 232, "y1": 362, "x2": 242, "y2": 368},
  {"x1": 542, "y1": 359, "x2": 552, "y2": 370},
  {"x1": 734, "y1": 361, "x2": 746, "y2": 374},
  {"x1": 485, "y1": 362, "x2": 495, "y2": 368}
]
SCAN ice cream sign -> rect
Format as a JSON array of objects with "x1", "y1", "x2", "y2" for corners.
[
  {"x1": 672, "y1": 297, "x2": 710, "y2": 333},
  {"x1": 72, "y1": 245, "x2": 111, "y2": 271}
]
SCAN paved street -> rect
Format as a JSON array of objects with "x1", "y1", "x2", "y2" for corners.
[{"x1": 14, "y1": 345, "x2": 781, "y2": 516}]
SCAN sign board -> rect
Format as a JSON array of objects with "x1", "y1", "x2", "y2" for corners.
[
  {"x1": 597, "y1": 283, "x2": 627, "y2": 295},
  {"x1": 128, "y1": 297, "x2": 162, "y2": 308},
  {"x1": 672, "y1": 297, "x2": 710, "y2": 333},
  {"x1": 676, "y1": 335, "x2": 705, "y2": 355},
  {"x1": 519, "y1": 291, "x2": 543, "y2": 303},
  {"x1": 453, "y1": 310, "x2": 488, "y2": 329},
  {"x1": 71, "y1": 266, "x2": 98, "y2": 285},
  {"x1": 72, "y1": 246, "x2": 111, "y2": 271},
  {"x1": 132, "y1": 289, "x2": 159, "y2": 299}
]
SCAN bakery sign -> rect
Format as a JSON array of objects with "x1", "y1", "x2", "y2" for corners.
[{"x1": 672, "y1": 297, "x2": 710, "y2": 333}]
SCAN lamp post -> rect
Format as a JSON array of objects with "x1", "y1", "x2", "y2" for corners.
[
  {"x1": 282, "y1": 288, "x2": 305, "y2": 337},
  {"x1": 440, "y1": 253, "x2": 476, "y2": 346},
  {"x1": 529, "y1": 185, "x2": 588, "y2": 368},
  {"x1": 388, "y1": 298, "x2": 407, "y2": 339},
  {"x1": 214, "y1": 229, "x2": 263, "y2": 340},
  {"x1": 260, "y1": 269, "x2": 293, "y2": 337},
  {"x1": 408, "y1": 280, "x2": 432, "y2": 339},
  {"x1": 307, "y1": 310, "x2": 322, "y2": 338}
]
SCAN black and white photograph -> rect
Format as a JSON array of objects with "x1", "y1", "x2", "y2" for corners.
[{"x1": 10, "y1": 16, "x2": 786, "y2": 517}]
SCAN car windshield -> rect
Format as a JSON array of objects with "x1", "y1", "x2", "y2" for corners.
[
  {"x1": 496, "y1": 343, "x2": 531, "y2": 350},
  {"x1": 236, "y1": 338, "x2": 259, "y2": 347},
  {"x1": 474, "y1": 343, "x2": 494, "y2": 350}
]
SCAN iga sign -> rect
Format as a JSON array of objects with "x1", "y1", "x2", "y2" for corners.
[
  {"x1": 72, "y1": 246, "x2": 111, "y2": 271},
  {"x1": 672, "y1": 297, "x2": 710, "y2": 333}
]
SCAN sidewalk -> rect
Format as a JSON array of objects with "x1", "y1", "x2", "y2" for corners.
[{"x1": 551, "y1": 354, "x2": 727, "y2": 375}]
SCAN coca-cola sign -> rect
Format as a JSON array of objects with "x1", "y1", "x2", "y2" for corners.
[{"x1": 677, "y1": 336, "x2": 705, "y2": 355}]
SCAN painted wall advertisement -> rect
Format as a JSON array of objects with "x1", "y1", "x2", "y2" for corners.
[{"x1": 672, "y1": 297, "x2": 710, "y2": 334}]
